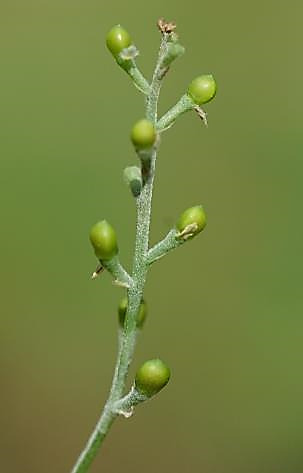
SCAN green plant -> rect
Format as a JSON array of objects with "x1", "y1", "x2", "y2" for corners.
[{"x1": 70, "y1": 18, "x2": 216, "y2": 473}]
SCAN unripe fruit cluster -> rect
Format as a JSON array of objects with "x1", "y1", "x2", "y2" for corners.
[
  {"x1": 89, "y1": 220, "x2": 118, "y2": 260},
  {"x1": 135, "y1": 359, "x2": 170, "y2": 397}
]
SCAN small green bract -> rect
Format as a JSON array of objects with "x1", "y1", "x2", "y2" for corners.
[
  {"x1": 89, "y1": 220, "x2": 118, "y2": 260},
  {"x1": 131, "y1": 119, "x2": 156, "y2": 150},
  {"x1": 135, "y1": 359, "x2": 170, "y2": 397},
  {"x1": 177, "y1": 205, "x2": 207, "y2": 236},
  {"x1": 106, "y1": 25, "x2": 132, "y2": 57},
  {"x1": 188, "y1": 74, "x2": 217, "y2": 105}
]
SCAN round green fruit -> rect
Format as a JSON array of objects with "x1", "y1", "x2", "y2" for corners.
[
  {"x1": 135, "y1": 359, "x2": 170, "y2": 397},
  {"x1": 89, "y1": 220, "x2": 118, "y2": 260},
  {"x1": 176, "y1": 205, "x2": 207, "y2": 236},
  {"x1": 188, "y1": 74, "x2": 217, "y2": 105},
  {"x1": 106, "y1": 25, "x2": 132, "y2": 57},
  {"x1": 131, "y1": 119, "x2": 156, "y2": 150}
]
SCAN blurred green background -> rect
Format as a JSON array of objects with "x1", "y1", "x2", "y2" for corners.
[{"x1": 1, "y1": 1, "x2": 302, "y2": 472}]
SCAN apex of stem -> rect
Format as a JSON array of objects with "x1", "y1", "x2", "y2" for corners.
[{"x1": 157, "y1": 18, "x2": 177, "y2": 35}]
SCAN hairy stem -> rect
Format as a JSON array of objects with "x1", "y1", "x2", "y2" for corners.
[
  {"x1": 70, "y1": 34, "x2": 169, "y2": 473},
  {"x1": 157, "y1": 94, "x2": 193, "y2": 131},
  {"x1": 102, "y1": 256, "x2": 133, "y2": 288},
  {"x1": 147, "y1": 228, "x2": 182, "y2": 264},
  {"x1": 124, "y1": 59, "x2": 151, "y2": 95},
  {"x1": 146, "y1": 35, "x2": 168, "y2": 122}
]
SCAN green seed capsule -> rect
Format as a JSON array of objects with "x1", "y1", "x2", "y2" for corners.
[
  {"x1": 131, "y1": 119, "x2": 156, "y2": 150},
  {"x1": 188, "y1": 74, "x2": 217, "y2": 105},
  {"x1": 106, "y1": 25, "x2": 132, "y2": 57},
  {"x1": 176, "y1": 205, "x2": 207, "y2": 237},
  {"x1": 135, "y1": 359, "x2": 170, "y2": 397},
  {"x1": 118, "y1": 297, "x2": 147, "y2": 328},
  {"x1": 89, "y1": 220, "x2": 118, "y2": 260}
]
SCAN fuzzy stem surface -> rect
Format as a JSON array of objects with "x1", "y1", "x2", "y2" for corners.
[
  {"x1": 70, "y1": 33, "x2": 169, "y2": 473},
  {"x1": 157, "y1": 94, "x2": 194, "y2": 131}
]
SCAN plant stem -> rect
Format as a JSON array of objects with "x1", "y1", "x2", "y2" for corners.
[
  {"x1": 156, "y1": 94, "x2": 193, "y2": 131},
  {"x1": 146, "y1": 35, "x2": 168, "y2": 122},
  {"x1": 70, "y1": 34, "x2": 169, "y2": 473},
  {"x1": 126, "y1": 60, "x2": 151, "y2": 95},
  {"x1": 102, "y1": 256, "x2": 133, "y2": 288},
  {"x1": 147, "y1": 228, "x2": 181, "y2": 264}
]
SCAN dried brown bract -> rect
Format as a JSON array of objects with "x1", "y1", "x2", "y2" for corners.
[{"x1": 157, "y1": 18, "x2": 177, "y2": 35}]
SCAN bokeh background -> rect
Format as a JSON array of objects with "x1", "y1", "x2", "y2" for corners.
[{"x1": 1, "y1": 1, "x2": 302, "y2": 472}]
